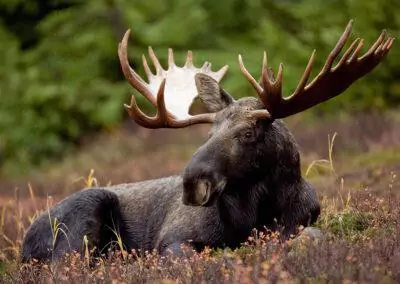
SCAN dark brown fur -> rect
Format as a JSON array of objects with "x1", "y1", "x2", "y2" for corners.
[{"x1": 21, "y1": 75, "x2": 320, "y2": 263}]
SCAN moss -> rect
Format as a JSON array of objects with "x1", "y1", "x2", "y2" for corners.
[{"x1": 326, "y1": 209, "x2": 373, "y2": 238}]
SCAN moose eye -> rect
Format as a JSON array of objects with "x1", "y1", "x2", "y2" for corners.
[{"x1": 244, "y1": 131, "x2": 253, "y2": 139}]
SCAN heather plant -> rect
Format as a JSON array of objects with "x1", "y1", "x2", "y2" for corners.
[
  {"x1": 1, "y1": 123, "x2": 399, "y2": 283},
  {"x1": 0, "y1": 175, "x2": 399, "y2": 283}
]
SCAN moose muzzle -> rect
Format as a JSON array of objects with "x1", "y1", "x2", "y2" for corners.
[{"x1": 182, "y1": 167, "x2": 227, "y2": 207}]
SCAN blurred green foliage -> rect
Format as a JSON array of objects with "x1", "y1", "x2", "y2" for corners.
[{"x1": 0, "y1": 0, "x2": 399, "y2": 175}]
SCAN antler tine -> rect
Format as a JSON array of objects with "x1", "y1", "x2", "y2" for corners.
[
  {"x1": 347, "y1": 39, "x2": 365, "y2": 62},
  {"x1": 241, "y1": 19, "x2": 395, "y2": 119},
  {"x1": 384, "y1": 37, "x2": 395, "y2": 51},
  {"x1": 168, "y1": 48, "x2": 176, "y2": 69},
  {"x1": 335, "y1": 38, "x2": 361, "y2": 67},
  {"x1": 202, "y1": 62, "x2": 211, "y2": 72},
  {"x1": 259, "y1": 62, "x2": 283, "y2": 110},
  {"x1": 118, "y1": 29, "x2": 157, "y2": 106},
  {"x1": 362, "y1": 30, "x2": 387, "y2": 58},
  {"x1": 185, "y1": 51, "x2": 194, "y2": 68},
  {"x1": 200, "y1": 62, "x2": 228, "y2": 81},
  {"x1": 142, "y1": 54, "x2": 154, "y2": 81},
  {"x1": 380, "y1": 37, "x2": 393, "y2": 53},
  {"x1": 124, "y1": 94, "x2": 157, "y2": 128},
  {"x1": 213, "y1": 65, "x2": 229, "y2": 82},
  {"x1": 155, "y1": 78, "x2": 171, "y2": 123},
  {"x1": 124, "y1": 79, "x2": 174, "y2": 129},
  {"x1": 238, "y1": 54, "x2": 264, "y2": 95},
  {"x1": 262, "y1": 51, "x2": 267, "y2": 72},
  {"x1": 290, "y1": 49, "x2": 316, "y2": 97},
  {"x1": 148, "y1": 46, "x2": 164, "y2": 75},
  {"x1": 258, "y1": 51, "x2": 269, "y2": 83},
  {"x1": 321, "y1": 19, "x2": 354, "y2": 74}
]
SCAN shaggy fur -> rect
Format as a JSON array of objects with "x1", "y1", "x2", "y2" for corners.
[{"x1": 21, "y1": 75, "x2": 320, "y2": 263}]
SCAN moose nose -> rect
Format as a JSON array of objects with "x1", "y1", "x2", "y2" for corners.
[
  {"x1": 182, "y1": 178, "x2": 212, "y2": 206},
  {"x1": 182, "y1": 163, "x2": 227, "y2": 206}
]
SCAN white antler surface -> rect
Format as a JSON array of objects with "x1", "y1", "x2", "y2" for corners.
[{"x1": 143, "y1": 48, "x2": 228, "y2": 119}]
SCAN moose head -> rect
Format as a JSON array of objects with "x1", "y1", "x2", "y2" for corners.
[{"x1": 118, "y1": 20, "x2": 394, "y2": 207}]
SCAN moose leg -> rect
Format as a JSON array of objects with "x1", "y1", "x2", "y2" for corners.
[
  {"x1": 298, "y1": 180, "x2": 321, "y2": 227},
  {"x1": 279, "y1": 180, "x2": 321, "y2": 240},
  {"x1": 21, "y1": 188, "x2": 123, "y2": 263}
]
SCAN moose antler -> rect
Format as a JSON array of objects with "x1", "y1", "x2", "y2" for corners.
[
  {"x1": 118, "y1": 30, "x2": 228, "y2": 129},
  {"x1": 239, "y1": 20, "x2": 395, "y2": 119}
]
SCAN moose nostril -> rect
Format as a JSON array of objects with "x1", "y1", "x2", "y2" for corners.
[{"x1": 195, "y1": 180, "x2": 211, "y2": 203}]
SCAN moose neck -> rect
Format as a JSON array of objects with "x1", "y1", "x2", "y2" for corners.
[
  {"x1": 217, "y1": 174, "x2": 272, "y2": 244},
  {"x1": 216, "y1": 122, "x2": 304, "y2": 245}
]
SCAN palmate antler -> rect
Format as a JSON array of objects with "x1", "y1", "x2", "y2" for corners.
[
  {"x1": 118, "y1": 30, "x2": 228, "y2": 128},
  {"x1": 118, "y1": 20, "x2": 394, "y2": 129},
  {"x1": 239, "y1": 20, "x2": 395, "y2": 119}
]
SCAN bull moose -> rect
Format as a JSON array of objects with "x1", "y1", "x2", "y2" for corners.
[{"x1": 21, "y1": 20, "x2": 394, "y2": 263}]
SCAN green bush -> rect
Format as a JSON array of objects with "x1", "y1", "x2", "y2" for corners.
[{"x1": 0, "y1": 0, "x2": 399, "y2": 175}]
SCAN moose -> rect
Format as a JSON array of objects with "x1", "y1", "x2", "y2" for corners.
[{"x1": 21, "y1": 20, "x2": 394, "y2": 263}]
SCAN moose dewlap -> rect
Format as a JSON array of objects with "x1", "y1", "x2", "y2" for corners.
[{"x1": 21, "y1": 20, "x2": 394, "y2": 263}]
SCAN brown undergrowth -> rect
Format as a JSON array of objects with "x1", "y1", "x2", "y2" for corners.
[
  {"x1": 0, "y1": 169, "x2": 399, "y2": 283},
  {"x1": 1, "y1": 111, "x2": 400, "y2": 198},
  {"x1": 0, "y1": 111, "x2": 400, "y2": 283}
]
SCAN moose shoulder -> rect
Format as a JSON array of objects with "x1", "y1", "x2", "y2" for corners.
[{"x1": 21, "y1": 20, "x2": 394, "y2": 263}]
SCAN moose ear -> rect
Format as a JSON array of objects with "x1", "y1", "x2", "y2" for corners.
[{"x1": 195, "y1": 73, "x2": 235, "y2": 113}]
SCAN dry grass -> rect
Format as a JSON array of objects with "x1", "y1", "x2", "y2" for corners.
[
  {"x1": 1, "y1": 111, "x2": 400, "y2": 283},
  {"x1": 2, "y1": 110, "x2": 399, "y2": 198},
  {"x1": 1, "y1": 185, "x2": 399, "y2": 283}
]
